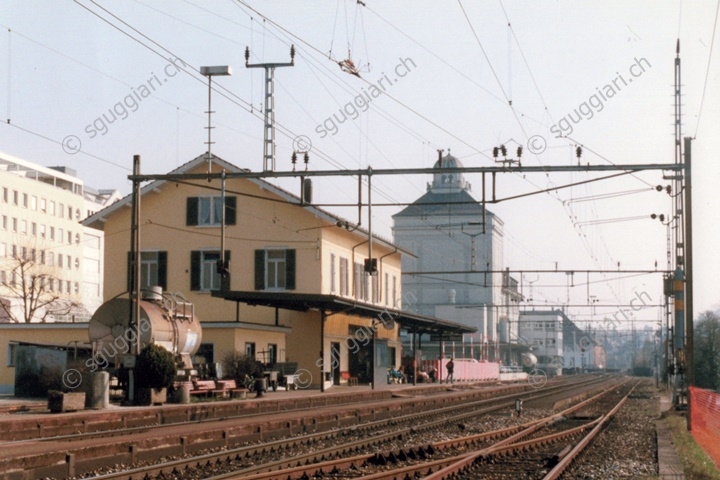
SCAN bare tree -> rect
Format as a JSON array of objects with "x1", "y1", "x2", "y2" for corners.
[{"x1": 0, "y1": 241, "x2": 82, "y2": 323}]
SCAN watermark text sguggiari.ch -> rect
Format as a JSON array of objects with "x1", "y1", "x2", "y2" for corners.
[
  {"x1": 315, "y1": 57, "x2": 416, "y2": 138},
  {"x1": 550, "y1": 57, "x2": 651, "y2": 138},
  {"x1": 62, "y1": 57, "x2": 187, "y2": 155}
]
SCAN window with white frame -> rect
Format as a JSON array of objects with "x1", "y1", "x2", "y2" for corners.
[
  {"x1": 186, "y1": 196, "x2": 237, "y2": 227},
  {"x1": 128, "y1": 251, "x2": 168, "y2": 290},
  {"x1": 190, "y1": 250, "x2": 229, "y2": 291},
  {"x1": 392, "y1": 275, "x2": 397, "y2": 307},
  {"x1": 266, "y1": 250, "x2": 286, "y2": 289},
  {"x1": 330, "y1": 253, "x2": 336, "y2": 293},
  {"x1": 339, "y1": 257, "x2": 349, "y2": 296},
  {"x1": 353, "y1": 262, "x2": 368, "y2": 301},
  {"x1": 384, "y1": 273, "x2": 389, "y2": 306},
  {"x1": 254, "y1": 249, "x2": 295, "y2": 290},
  {"x1": 7, "y1": 342, "x2": 17, "y2": 367}
]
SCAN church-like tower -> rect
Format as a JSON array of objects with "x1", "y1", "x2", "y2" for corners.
[{"x1": 392, "y1": 153, "x2": 521, "y2": 361}]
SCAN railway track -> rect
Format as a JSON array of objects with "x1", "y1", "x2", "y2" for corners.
[
  {"x1": 66, "y1": 375, "x2": 625, "y2": 480},
  {"x1": 181, "y1": 378, "x2": 636, "y2": 480}
]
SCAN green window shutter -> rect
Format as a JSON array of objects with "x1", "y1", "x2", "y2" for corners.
[
  {"x1": 225, "y1": 196, "x2": 236, "y2": 225},
  {"x1": 158, "y1": 251, "x2": 168, "y2": 290},
  {"x1": 285, "y1": 249, "x2": 296, "y2": 290},
  {"x1": 254, "y1": 250, "x2": 265, "y2": 290},
  {"x1": 190, "y1": 251, "x2": 201, "y2": 291},
  {"x1": 186, "y1": 197, "x2": 199, "y2": 226}
]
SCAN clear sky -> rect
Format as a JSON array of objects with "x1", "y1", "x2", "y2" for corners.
[{"x1": 1, "y1": 1, "x2": 718, "y2": 333}]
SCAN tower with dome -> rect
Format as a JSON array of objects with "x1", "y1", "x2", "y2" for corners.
[{"x1": 392, "y1": 152, "x2": 523, "y2": 363}]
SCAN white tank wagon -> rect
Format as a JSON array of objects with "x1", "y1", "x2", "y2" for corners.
[
  {"x1": 521, "y1": 352, "x2": 538, "y2": 369},
  {"x1": 88, "y1": 287, "x2": 202, "y2": 372}
]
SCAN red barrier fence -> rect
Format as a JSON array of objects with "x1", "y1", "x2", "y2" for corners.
[{"x1": 689, "y1": 386, "x2": 720, "y2": 469}]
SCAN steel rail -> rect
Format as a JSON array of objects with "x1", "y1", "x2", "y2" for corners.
[
  {"x1": 201, "y1": 378, "x2": 628, "y2": 480},
  {"x1": 541, "y1": 380, "x2": 640, "y2": 480},
  {"x1": 84, "y1": 377, "x2": 619, "y2": 480},
  {"x1": 418, "y1": 380, "x2": 639, "y2": 480}
]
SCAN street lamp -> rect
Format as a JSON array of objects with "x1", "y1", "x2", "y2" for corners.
[{"x1": 200, "y1": 65, "x2": 232, "y2": 172}]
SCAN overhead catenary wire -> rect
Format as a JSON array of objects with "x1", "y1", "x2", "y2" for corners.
[
  {"x1": 62, "y1": 1, "x2": 668, "y2": 318},
  {"x1": 693, "y1": 0, "x2": 720, "y2": 138}
]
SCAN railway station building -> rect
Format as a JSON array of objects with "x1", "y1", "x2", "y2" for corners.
[{"x1": 82, "y1": 153, "x2": 473, "y2": 390}]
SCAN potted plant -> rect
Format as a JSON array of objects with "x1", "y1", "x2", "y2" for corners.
[{"x1": 135, "y1": 344, "x2": 176, "y2": 405}]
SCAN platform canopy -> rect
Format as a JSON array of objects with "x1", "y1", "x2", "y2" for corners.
[{"x1": 212, "y1": 290, "x2": 476, "y2": 335}]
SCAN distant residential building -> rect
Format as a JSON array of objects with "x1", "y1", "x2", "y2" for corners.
[
  {"x1": 519, "y1": 310, "x2": 565, "y2": 375},
  {"x1": 393, "y1": 152, "x2": 522, "y2": 363},
  {"x1": 0, "y1": 152, "x2": 118, "y2": 323}
]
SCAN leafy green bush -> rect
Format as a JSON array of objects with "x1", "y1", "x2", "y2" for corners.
[
  {"x1": 221, "y1": 350, "x2": 262, "y2": 381},
  {"x1": 135, "y1": 344, "x2": 176, "y2": 389}
]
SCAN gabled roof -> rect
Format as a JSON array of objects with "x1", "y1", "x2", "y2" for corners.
[{"x1": 82, "y1": 153, "x2": 411, "y2": 255}]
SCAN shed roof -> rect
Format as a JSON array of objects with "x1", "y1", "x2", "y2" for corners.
[{"x1": 212, "y1": 290, "x2": 476, "y2": 335}]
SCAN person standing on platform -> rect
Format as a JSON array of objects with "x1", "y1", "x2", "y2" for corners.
[{"x1": 446, "y1": 357, "x2": 455, "y2": 384}]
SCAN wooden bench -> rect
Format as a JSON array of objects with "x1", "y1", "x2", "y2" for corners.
[
  {"x1": 216, "y1": 380, "x2": 248, "y2": 399},
  {"x1": 340, "y1": 371, "x2": 358, "y2": 386},
  {"x1": 190, "y1": 380, "x2": 225, "y2": 399}
]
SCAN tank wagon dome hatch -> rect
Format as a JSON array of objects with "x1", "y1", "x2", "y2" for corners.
[{"x1": 88, "y1": 288, "x2": 202, "y2": 370}]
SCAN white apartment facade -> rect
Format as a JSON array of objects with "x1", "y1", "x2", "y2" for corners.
[{"x1": 0, "y1": 152, "x2": 118, "y2": 322}]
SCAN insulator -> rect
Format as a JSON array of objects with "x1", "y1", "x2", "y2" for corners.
[
  {"x1": 516, "y1": 146, "x2": 523, "y2": 158},
  {"x1": 500, "y1": 145, "x2": 507, "y2": 157},
  {"x1": 492, "y1": 147, "x2": 499, "y2": 158},
  {"x1": 576, "y1": 146, "x2": 582, "y2": 158}
]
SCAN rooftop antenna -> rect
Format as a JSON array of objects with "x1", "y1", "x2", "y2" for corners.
[
  {"x1": 200, "y1": 66, "x2": 232, "y2": 174},
  {"x1": 246, "y1": 45, "x2": 295, "y2": 172}
]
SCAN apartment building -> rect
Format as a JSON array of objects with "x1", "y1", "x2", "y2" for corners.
[{"x1": 0, "y1": 152, "x2": 117, "y2": 323}]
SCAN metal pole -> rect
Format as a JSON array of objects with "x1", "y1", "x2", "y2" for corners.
[
  {"x1": 207, "y1": 76, "x2": 213, "y2": 171},
  {"x1": 128, "y1": 154, "x2": 142, "y2": 403},
  {"x1": 320, "y1": 311, "x2": 325, "y2": 393},
  {"x1": 368, "y1": 168, "x2": 372, "y2": 275},
  {"x1": 220, "y1": 169, "x2": 226, "y2": 262},
  {"x1": 684, "y1": 136, "x2": 693, "y2": 429}
]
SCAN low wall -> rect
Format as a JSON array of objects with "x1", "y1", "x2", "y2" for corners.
[
  {"x1": 499, "y1": 372, "x2": 528, "y2": 382},
  {"x1": 420, "y1": 359, "x2": 500, "y2": 382}
]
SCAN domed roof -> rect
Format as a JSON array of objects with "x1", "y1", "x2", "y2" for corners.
[
  {"x1": 431, "y1": 152, "x2": 467, "y2": 193},
  {"x1": 433, "y1": 154, "x2": 464, "y2": 170}
]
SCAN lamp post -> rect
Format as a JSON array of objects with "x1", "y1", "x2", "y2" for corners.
[{"x1": 200, "y1": 65, "x2": 232, "y2": 172}]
